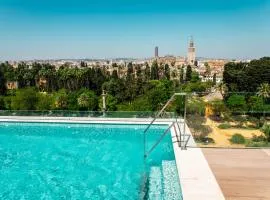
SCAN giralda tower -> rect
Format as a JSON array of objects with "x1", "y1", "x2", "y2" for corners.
[{"x1": 187, "y1": 37, "x2": 196, "y2": 65}]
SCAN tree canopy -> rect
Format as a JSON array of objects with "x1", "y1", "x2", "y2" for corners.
[{"x1": 223, "y1": 57, "x2": 270, "y2": 93}]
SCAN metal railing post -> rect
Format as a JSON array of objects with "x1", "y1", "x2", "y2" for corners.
[
  {"x1": 143, "y1": 92, "x2": 188, "y2": 159},
  {"x1": 183, "y1": 94, "x2": 187, "y2": 150},
  {"x1": 144, "y1": 131, "x2": 146, "y2": 159},
  {"x1": 144, "y1": 122, "x2": 175, "y2": 159}
]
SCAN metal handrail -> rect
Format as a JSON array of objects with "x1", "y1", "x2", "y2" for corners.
[
  {"x1": 144, "y1": 122, "x2": 175, "y2": 158},
  {"x1": 175, "y1": 120, "x2": 182, "y2": 147},
  {"x1": 143, "y1": 92, "x2": 187, "y2": 134},
  {"x1": 175, "y1": 120, "x2": 191, "y2": 150},
  {"x1": 183, "y1": 135, "x2": 191, "y2": 150},
  {"x1": 143, "y1": 94, "x2": 176, "y2": 134},
  {"x1": 144, "y1": 120, "x2": 191, "y2": 159},
  {"x1": 143, "y1": 92, "x2": 187, "y2": 159}
]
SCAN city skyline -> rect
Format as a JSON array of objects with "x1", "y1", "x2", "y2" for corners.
[{"x1": 0, "y1": 0, "x2": 270, "y2": 60}]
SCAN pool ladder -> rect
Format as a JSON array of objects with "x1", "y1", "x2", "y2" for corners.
[{"x1": 143, "y1": 93, "x2": 190, "y2": 159}]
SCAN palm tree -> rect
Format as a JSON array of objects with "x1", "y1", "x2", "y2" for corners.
[
  {"x1": 77, "y1": 91, "x2": 98, "y2": 111},
  {"x1": 77, "y1": 93, "x2": 90, "y2": 108},
  {"x1": 257, "y1": 83, "x2": 270, "y2": 99}
]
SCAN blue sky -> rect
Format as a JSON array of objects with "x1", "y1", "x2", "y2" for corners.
[{"x1": 0, "y1": 0, "x2": 270, "y2": 60}]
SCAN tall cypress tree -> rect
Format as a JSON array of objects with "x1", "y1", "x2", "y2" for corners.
[
  {"x1": 180, "y1": 67, "x2": 184, "y2": 84},
  {"x1": 186, "y1": 65, "x2": 192, "y2": 82},
  {"x1": 164, "y1": 64, "x2": 170, "y2": 80},
  {"x1": 126, "y1": 62, "x2": 134, "y2": 82},
  {"x1": 136, "y1": 66, "x2": 144, "y2": 95},
  {"x1": 111, "y1": 70, "x2": 118, "y2": 80},
  {"x1": 126, "y1": 62, "x2": 135, "y2": 102},
  {"x1": 144, "y1": 62, "x2": 150, "y2": 81},
  {"x1": 150, "y1": 60, "x2": 159, "y2": 80},
  {"x1": 213, "y1": 73, "x2": 217, "y2": 85},
  {"x1": 0, "y1": 65, "x2": 6, "y2": 95}
]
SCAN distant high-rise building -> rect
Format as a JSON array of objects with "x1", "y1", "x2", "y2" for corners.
[
  {"x1": 187, "y1": 37, "x2": 196, "y2": 65},
  {"x1": 155, "y1": 46, "x2": 159, "y2": 58}
]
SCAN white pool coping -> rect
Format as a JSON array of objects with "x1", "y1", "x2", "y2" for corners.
[
  {"x1": 171, "y1": 121, "x2": 225, "y2": 200},
  {"x1": 0, "y1": 116, "x2": 224, "y2": 200}
]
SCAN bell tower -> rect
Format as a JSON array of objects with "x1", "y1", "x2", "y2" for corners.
[{"x1": 187, "y1": 36, "x2": 196, "y2": 65}]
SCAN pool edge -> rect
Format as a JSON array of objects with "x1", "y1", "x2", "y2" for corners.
[{"x1": 170, "y1": 122, "x2": 225, "y2": 200}]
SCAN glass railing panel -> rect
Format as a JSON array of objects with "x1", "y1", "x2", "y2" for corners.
[{"x1": 0, "y1": 110, "x2": 176, "y2": 119}]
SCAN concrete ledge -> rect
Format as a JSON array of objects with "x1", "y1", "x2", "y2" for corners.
[
  {"x1": 0, "y1": 116, "x2": 175, "y2": 124},
  {"x1": 171, "y1": 122, "x2": 225, "y2": 200}
]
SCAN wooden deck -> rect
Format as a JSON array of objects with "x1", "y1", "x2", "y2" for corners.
[{"x1": 203, "y1": 148, "x2": 270, "y2": 200}]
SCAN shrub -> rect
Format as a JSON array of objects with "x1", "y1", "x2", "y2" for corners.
[
  {"x1": 208, "y1": 100, "x2": 225, "y2": 117},
  {"x1": 222, "y1": 110, "x2": 232, "y2": 121},
  {"x1": 53, "y1": 89, "x2": 68, "y2": 110},
  {"x1": 248, "y1": 96, "x2": 264, "y2": 112},
  {"x1": 247, "y1": 124, "x2": 257, "y2": 129},
  {"x1": 201, "y1": 137, "x2": 215, "y2": 144},
  {"x1": 261, "y1": 123, "x2": 270, "y2": 142},
  {"x1": 258, "y1": 117, "x2": 266, "y2": 128},
  {"x1": 247, "y1": 117, "x2": 265, "y2": 129},
  {"x1": 0, "y1": 96, "x2": 4, "y2": 109},
  {"x1": 251, "y1": 134, "x2": 267, "y2": 142},
  {"x1": 231, "y1": 115, "x2": 248, "y2": 128},
  {"x1": 246, "y1": 141, "x2": 270, "y2": 147},
  {"x1": 117, "y1": 96, "x2": 152, "y2": 111},
  {"x1": 173, "y1": 95, "x2": 185, "y2": 116},
  {"x1": 186, "y1": 114, "x2": 212, "y2": 141},
  {"x1": 3, "y1": 96, "x2": 12, "y2": 110},
  {"x1": 227, "y1": 94, "x2": 247, "y2": 112},
  {"x1": 36, "y1": 93, "x2": 53, "y2": 110},
  {"x1": 10, "y1": 87, "x2": 38, "y2": 110},
  {"x1": 184, "y1": 82, "x2": 209, "y2": 93},
  {"x1": 229, "y1": 134, "x2": 246, "y2": 144},
  {"x1": 186, "y1": 97, "x2": 205, "y2": 116},
  {"x1": 218, "y1": 123, "x2": 231, "y2": 129}
]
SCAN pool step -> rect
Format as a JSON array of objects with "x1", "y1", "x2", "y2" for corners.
[
  {"x1": 147, "y1": 161, "x2": 182, "y2": 200},
  {"x1": 162, "y1": 160, "x2": 182, "y2": 200},
  {"x1": 148, "y1": 167, "x2": 163, "y2": 200}
]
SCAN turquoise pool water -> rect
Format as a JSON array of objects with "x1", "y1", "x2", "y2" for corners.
[{"x1": 0, "y1": 122, "x2": 181, "y2": 199}]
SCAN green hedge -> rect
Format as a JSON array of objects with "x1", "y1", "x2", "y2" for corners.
[
  {"x1": 229, "y1": 133, "x2": 246, "y2": 144},
  {"x1": 261, "y1": 123, "x2": 270, "y2": 142},
  {"x1": 218, "y1": 123, "x2": 231, "y2": 129}
]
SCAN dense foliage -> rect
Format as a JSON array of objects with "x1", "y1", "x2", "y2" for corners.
[
  {"x1": 0, "y1": 57, "x2": 269, "y2": 116},
  {"x1": 223, "y1": 57, "x2": 270, "y2": 93},
  {"x1": 0, "y1": 59, "x2": 215, "y2": 112}
]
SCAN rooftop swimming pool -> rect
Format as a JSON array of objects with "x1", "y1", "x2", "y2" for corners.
[{"x1": 0, "y1": 122, "x2": 182, "y2": 199}]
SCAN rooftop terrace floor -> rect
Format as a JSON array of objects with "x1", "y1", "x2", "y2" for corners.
[{"x1": 203, "y1": 148, "x2": 270, "y2": 200}]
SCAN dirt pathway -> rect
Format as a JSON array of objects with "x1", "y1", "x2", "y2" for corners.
[{"x1": 203, "y1": 118, "x2": 263, "y2": 147}]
